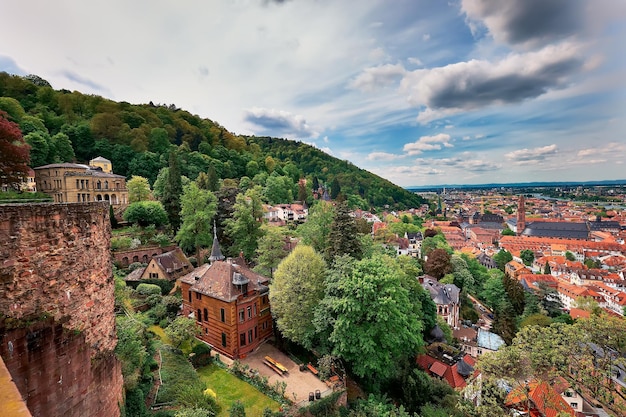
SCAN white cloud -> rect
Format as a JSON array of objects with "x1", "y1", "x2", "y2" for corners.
[
  {"x1": 367, "y1": 152, "x2": 404, "y2": 161},
  {"x1": 408, "y1": 57, "x2": 423, "y2": 66},
  {"x1": 577, "y1": 142, "x2": 626, "y2": 157},
  {"x1": 505, "y1": 144, "x2": 558, "y2": 164},
  {"x1": 403, "y1": 133, "x2": 453, "y2": 155},
  {"x1": 422, "y1": 33, "x2": 431, "y2": 41},
  {"x1": 350, "y1": 63, "x2": 407, "y2": 92},
  {"x1": 244, "y1": 107, "x2": 319, "y2": 139}
]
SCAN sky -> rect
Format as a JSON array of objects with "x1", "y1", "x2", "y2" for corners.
[{"x1": 1, "y1": 0, "x2": 625, "y2": 187}]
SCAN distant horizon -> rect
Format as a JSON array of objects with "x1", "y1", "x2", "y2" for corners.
[{"x1": 405, "y1": 178, "x2": 626, "y2": 191}]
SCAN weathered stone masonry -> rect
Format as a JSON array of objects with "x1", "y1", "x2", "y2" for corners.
[{"x1": 0, "y1": 203, "x2": 123, "y2": 417}]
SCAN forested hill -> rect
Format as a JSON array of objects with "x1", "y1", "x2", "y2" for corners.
[{"x1": 0, "y1": 72, "x2": 425, "y2": 209}]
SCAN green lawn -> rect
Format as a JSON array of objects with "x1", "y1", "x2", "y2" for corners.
[{"x1": 197, "y1": 364, "x2": 281, "y2": 417}]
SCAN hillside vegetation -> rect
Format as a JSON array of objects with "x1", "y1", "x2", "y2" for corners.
[{"x1": 0, "y1": 72, "x2": 424, "y2": 210}]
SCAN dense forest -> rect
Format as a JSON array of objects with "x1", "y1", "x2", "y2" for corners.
[{"x1": 0, "y1": 71, "x2": 424, "y2": 210}]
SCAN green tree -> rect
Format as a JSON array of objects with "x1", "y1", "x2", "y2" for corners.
[
  {"x1": 520, "y1": 249, "x2": 535, "y2": 266},
  {"x1": 255, "y1": 227, "x2": 288, "y2": 278},
  {"x1": 330, "y1": 177, "x2": 341, "y2": 199},
  {"x1": 206, "y1": 164, "x2": 219, "y2": 191},
  {"x1": 115, "y1": 316, "x2": 148, "y2": 390},
  {"x1": 24, "y1": 131, "x2": 50, "y2": 167},
  {"x1": 264, "y1": 173, "x2": 294, "y2": 204},
  {"x1": 320, "y1": 255, "x2": 424, "y2": 383},
  {"x1": 50, "y1": 132, "x2": 75, "y2": 162},
  {"x1": 225, "y1": 187, "x2": 264, "y2": 260},
  {"x1": 536, "y1": 282, "x2": 563, "y2": 317},
  {"x1": 127, "y1": 175, "x2": 152, "y2": 203},
  {"x1": 491, "y1": 301, "x2": 517, "y2": 345},
  {"x1": 493, "y1": 250, "x2": 513, "y2": 271},
  {"x1": 0, "y1": 97, "x2": 26, "y2": 122},
  {"x1": 269, "y1": 245, "x2": 326, "y2": 348},
  {"x1": 148, "y1": 127, "x2": 171, "y2": 154},
  {"x1": 501, "y1": 226, "x2": 515, "y2": 236},
  {"x1": 502, "y1": 272, "x2": 525, "y2": 316},
  {"x1": 165, "y1": 317, "x2": 200, "y2": 348},
  {"x1": 123, "y1": 201, "x2": 169, "y2": 227},
  {"x1": 450, "y1": 254, "x2": 475, "y2": 292},
  {"x1": 296, "y1": 201, "x2": 335, "y2": 253},
  {"x1": 421, "y1": 234, "x2": 451, "y2": 258},
  {"x1": 543, "y1": 262, "x2": 552, "y2": 275},
  {"x1": 163, "y1": 150, "x2": 183, "y2": 231},
  {"x1": 519, "y1": 313, "x2": 552, "y2": 328},
  {"x1": 326, "y1": 202, "x2": 362, "y2": 263},
  {"x1": 565, "y1": 251, "x2": 576, "y2": 261},
  {"x1": 175, "y1": 182, "x2": 217, "y2": 263}
]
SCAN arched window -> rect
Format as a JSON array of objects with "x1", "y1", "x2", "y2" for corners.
[
  {"x1": 97, "y1": 181, "x2": 101, "y2": 190},
  {"x1": 204, "y1": 308, "x2": 208, "y2": 322},
  {"x1": 197, "y1": 309, "x2": 202, "y2": 322},
  {"x1": 104, "y1": 181, "x2": 109, "y2": 190}
]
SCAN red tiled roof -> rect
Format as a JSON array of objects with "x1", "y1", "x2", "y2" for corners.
[
  {"x1": 416, "y1": 353, "x2": 478, "y2": 389},
  {"x1": 429, "y1": 361, "x2": 447, "y2": 377},
  {"x1": 506, "y1": 381, "x2": 575, "y2": 417}
]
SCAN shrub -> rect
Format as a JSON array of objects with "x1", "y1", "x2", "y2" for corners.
[
  {"x1": 111, "y1": 236, "x2": 133, "y2": 251},
  {"x1": 128, "y1": 262, "x2": 144, "y2": 272},
  {"x1": 123, "y1": 201, "x2": 169, "y2": 227},
  {"x1": 136, "y1": 283, "x2": 162, "y2": 296},
  {"x1": 141, "y1": 279, "x2": 175, "y2": 295}
]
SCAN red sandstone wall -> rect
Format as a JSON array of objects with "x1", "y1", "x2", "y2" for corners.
[{"x1": 0, "y1": 203, "x2": 123, "y2": 417}]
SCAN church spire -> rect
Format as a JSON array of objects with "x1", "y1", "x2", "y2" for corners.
[{"x1": 209, "y1": 220, "x2": 225, "y2": 262}]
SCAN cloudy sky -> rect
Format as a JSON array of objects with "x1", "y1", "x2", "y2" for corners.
[{"x1": 1, "y1": 0, "x2": 625, "y2": 187}]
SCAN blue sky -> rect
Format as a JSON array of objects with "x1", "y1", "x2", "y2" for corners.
[{"x1": 1, "y1": 0, "x2": 625, "y2": 186}]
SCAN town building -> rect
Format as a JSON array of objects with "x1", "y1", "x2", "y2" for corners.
[
  {"x1": 178, "y1": 236, "x2": 273, "y2": 359},
  {"x1": 125, "y1": 247, "x2": 193, "y2": 283},
  {"x1": 420, "y1": 275, "x2": 460, "y2": 329},
  {"x1": 34, "y1": 156, "x2": 128, "y2": 205}
]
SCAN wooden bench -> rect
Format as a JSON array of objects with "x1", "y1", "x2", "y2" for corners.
[
  {"x1": 263, "y1": 359, "x2": 284, "y2": 375},
  {"x1": 264, "y1": 356, "x2": 288, "y2": 374},
  {"x1": 307, "y1": 363, "x2": 319, "y2": 375}
]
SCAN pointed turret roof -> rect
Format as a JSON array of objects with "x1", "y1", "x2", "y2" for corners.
[{"x1": 209, "y1": 221, "x2": 225, "y2": 262}]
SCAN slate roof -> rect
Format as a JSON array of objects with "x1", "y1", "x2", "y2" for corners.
[
  {"x1": 421, "y1": 276, "x2": 460, "y2": 306},
  {"x1": 153, "y1": 247, "x2": 191, "y2": 274},
  {"x1": 180, "y1": 259, "x2": 269, "y2": 302},
  {"x1": 589, "y1": 220, "x2": 621, "y2": 231},
  {"x1": 34, "y1": 163, "x2": 90, "y2": 170},
  {"x1": 522, "y1": 221, "x2": 589, "y2": 240},
  {"x1": 34, "y1": 162, "x2": 125, "y2": 178}
]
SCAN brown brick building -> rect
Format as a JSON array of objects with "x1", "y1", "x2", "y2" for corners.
[{"x1": 179, "y1": 239, "x2": 273, "y2": 359}]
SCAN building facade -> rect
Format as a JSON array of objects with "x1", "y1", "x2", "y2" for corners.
[
  {"x1": 34, "y1": 157, "x2": 128, "y2": 205},
  {"x1": 179, "y1": 241, "x2": 273, "y2": 359}
]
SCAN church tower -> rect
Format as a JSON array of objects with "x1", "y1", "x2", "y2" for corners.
[{"x1": 516, "y1": 195, "x2": 526, "y2": 236}]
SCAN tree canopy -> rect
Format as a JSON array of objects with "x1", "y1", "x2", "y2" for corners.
[
  {"x1": 0, "y1": 110, "x2": 31, "y2": 190},
  {"x1": 175, "y1": 181, "x2": 217, "y2": 262},
  {"x1": 269, "y1": 245, "x2": 327, "y2": 349},
  {"x1": 319, "y1": 255, "x2": 425, "y2": 382}
]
